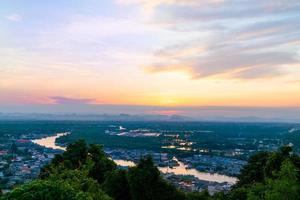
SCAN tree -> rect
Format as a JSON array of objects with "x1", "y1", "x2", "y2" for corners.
[
  {"x1": 47, "y1": 167, "x2": 112, "y2": 200},
  {"x1": 88, "y1": 144, "x2": 106, "y2": 162},
  {"x1": 103, "y1": 169, "x2": 132, "y2": 200},
  {"x1": 63, "y1": 139, "x2": 88, "y2": 169},
  {"x1": 4, "y1": 139, "x2": 300, "y2": 200},
  {"x1": 236, "y1": 152, "x2": 269, "y2": 187},
  {"x1": 128, "y1": 156, "x2": 184, "y2": 200},
  {"x1": 87, "y1": 144, "x2": 116, "y2": 184},
  {"x1": 229, "y1": 146, "x2": 300, "y2": 200},
  {"x1": 226, "y1": 187, "x2": 248, "y2": 200},
  {"x1": 264, "y1": 145, "x2": 293, "y2": 179},
  {"x1": 265, "y1": 160, "x2": 300, "y2": 200},
  {"x1": 1, "y1": 180, "x2": 91, "y2": 200},
  {"x1": 186, "y1": 190, "x2": 211, "y2": 200}
]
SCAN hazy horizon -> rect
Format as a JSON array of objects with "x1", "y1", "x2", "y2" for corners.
[{"x1": 1, "y1": 104, "x2": 300, "y2": 122}]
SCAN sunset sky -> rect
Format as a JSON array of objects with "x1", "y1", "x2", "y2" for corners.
[{"x1": 1, "y1": 0, "x2": 300, "y2": 119}]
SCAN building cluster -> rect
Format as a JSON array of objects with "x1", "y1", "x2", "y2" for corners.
[
  {"x1": 183, "y1": 155, "x2": 247, "y2": 176},
  {"x1": 106, "y1": 127, "x2": 161, "y2": 137},
  {"x1": 0, "y1": 132, "x2": 268, "y2": 194},
  {"x1": 105, "y1": 148, "x2": 171, "y2": 167},
  {"x1": 105, "y1": 148, "x2": 239, "y2": 193},
  {"x1": 163, "y1": 173, "x2": 232, "y2": 195},
  {"x1": 0, "y1": 137, "x2": 62, "y2": 193}
]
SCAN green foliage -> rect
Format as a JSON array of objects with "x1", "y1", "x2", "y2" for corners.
[
  {"x1": 1, "y1": 180, "x2": 92, "y2": 200},
  {"x1": 47, "y1": 168, "x2": 111, "y2": 200},
  {"x1": 2, "y1": 140, "x2": 114, "y2": 200},
  {"x1": 264, "y1": 146, "x2": 292, "y2": 179},
  {"x1": 103, "y1": 169, "x2": 131, "y2": 200},
  {"x1": 185, "y1": 190, "x2": 212, "y2": 200},
  {"x1": 4, "y1": 140, "x2": 189, "y2": 200},
  {"x1": 128, "y1": 156, "x2": 185, "y2": 200},
  {"x1": 2, "y1": 162, "x2": 111, "y2": 200},
  {"x1": 88, "y1": 144, "x2": 106, "y2": 162},
  {"x1": 227, "y1": 187, "x2": 248, "y2": 200},
  {"x1": 88, "y1": 144, "x2": 117, "y2": 184},
  {"x1": 264, "y1": 160, "x2": 300, "y2": 200},
  {"x1": 236, "y1": 152, "x2": 269, "y2": 187},
  {"x1": 2, "y1": 140, "x2": 299, "y2": 200},
  {"x1": 63, "y1": 139, "x2": 88, "y2": 169},
  {"x1": 228, "y1": 145, "x2": 300, "y2": 200},
  {"x1": 212, "y1": 191, "x2": 226, "y2": 200}
]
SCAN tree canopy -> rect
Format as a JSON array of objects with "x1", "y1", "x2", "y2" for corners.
[{"x1": 1, "y1": 141, "x2": 299, "y2": 200}]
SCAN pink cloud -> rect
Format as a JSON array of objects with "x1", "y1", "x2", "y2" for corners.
[
  {"x1": 49, "y1": 96, "x2": 97, "y2": 105},
  {"x1": 147, "y1": 109, "x2": 184, "y2": 115}
]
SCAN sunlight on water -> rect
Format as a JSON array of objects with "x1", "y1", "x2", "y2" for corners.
[
  {"x1": 31, "y1": 132, "x2": 69, "y2": 151},
  {"x1": 159, "y1": 158, "x2": 237, "y2": 184},
  {"x1": 114, "y1": 159, "x2": 136, "y2": 167},
  {"x1": 32, "y1": 133, "x2": 237, "y2": 184}
]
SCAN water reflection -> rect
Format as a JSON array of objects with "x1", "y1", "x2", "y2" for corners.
[
  {"x1": 31, "y1": 132, "x2": 69, "y2": 151},
  {"x1": 114, "y1": 159, "x2": 136, "y2": 167},
  {"x1": 159, "y1": 158, "x2": 237, "y2": 184},
  {"x1": 32, "y1": 133, "x2": 237, "y2": 184}
]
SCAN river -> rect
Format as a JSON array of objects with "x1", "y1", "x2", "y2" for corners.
[
  {"x1": 31, "y1": 133, "x2": 237, "y2": 184},
  {"x1": 31, "y1": 132, "x2": 69, "y2": 151}
]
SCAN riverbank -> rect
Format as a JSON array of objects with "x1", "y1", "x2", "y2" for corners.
[
  {"x1": 31, "y1": 132, "x2": 237, "y2": 184},
  {"x1": 31, "y1": 132, "x2": 70, "y2": 151}
]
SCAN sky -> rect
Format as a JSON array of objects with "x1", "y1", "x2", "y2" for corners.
[{"x1": 1, "y1": 0, "x2": 300, "y2": 120}]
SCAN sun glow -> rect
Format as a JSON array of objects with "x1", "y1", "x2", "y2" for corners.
[{"x1": 1, "y1": 0, "x2": 300, "y2": 112}]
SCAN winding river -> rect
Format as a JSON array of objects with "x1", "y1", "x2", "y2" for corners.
[{"x1": 32, "y1": 133, "x2": 237, "y2": 184}]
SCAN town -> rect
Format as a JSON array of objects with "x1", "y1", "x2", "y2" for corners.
[
  {"x1": 0, "y1": 134, "x2": 244, "y2": 193},
  {"x1": 0, "y1": 137, "x2": 62, "y2": 193},
  {"x1": 0, "y1": 132, "x2": 244, "y2": 194},
  {"x1": 1, "y1": 120, "x2": 298, "y2": 195}
]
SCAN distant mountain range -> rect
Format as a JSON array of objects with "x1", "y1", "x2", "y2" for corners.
[{"x1": 0, "y1": 112, "x2": 299, "y2": 123}]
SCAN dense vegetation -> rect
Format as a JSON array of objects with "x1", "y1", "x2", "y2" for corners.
[
  {"x1": 55, "y1": 121, "x2": 300, "y2": 153},
  {"x1": 1, "y1": 139, "x2": 299, "y2": 200},
  {"x1": 1, "y1": 121, "x2": 300, "y2": 157},
  {"x1": 228, "y1": 146, "x2": 300, "y2": 200}
]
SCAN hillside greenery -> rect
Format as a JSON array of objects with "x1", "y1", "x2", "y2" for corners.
[{"x1": 1, "y1": 140, "x2": 299, "y2": 200}]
